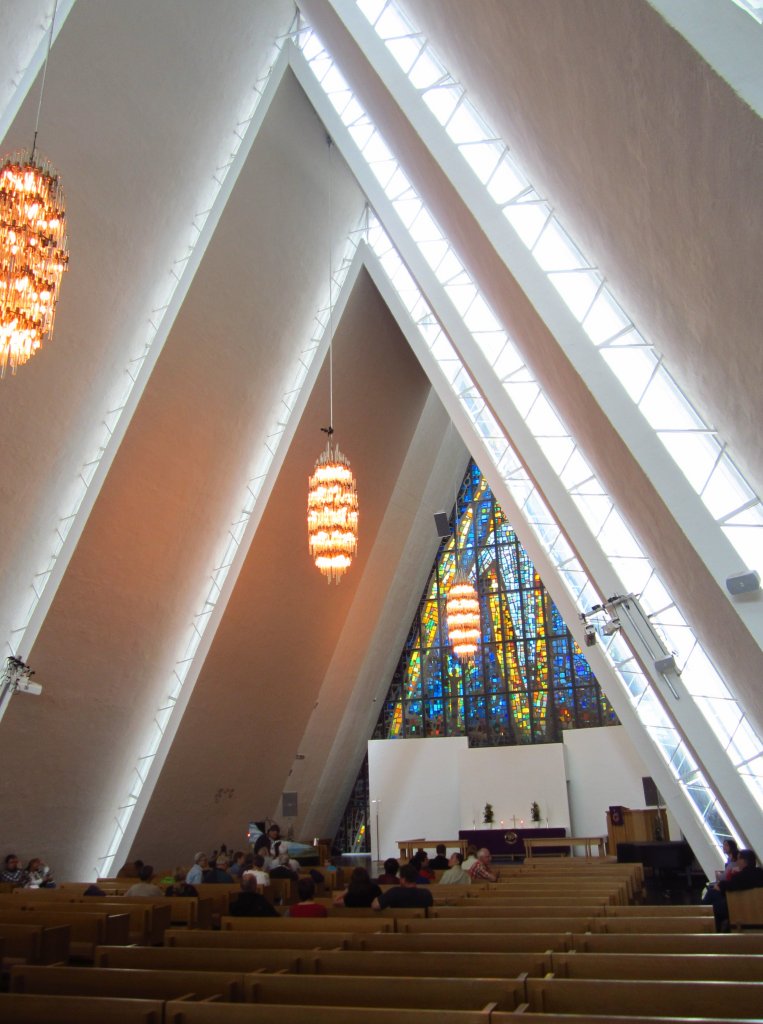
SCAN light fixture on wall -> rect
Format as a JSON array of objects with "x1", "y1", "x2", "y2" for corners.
[
  {"x1": 307, "y1": 138, "x2": 358, "y2": 584},
  {"x1": 0, "y1": 0, "x2": 69, "y2": 378},
  {"x1": 445, "y1": 457, "x2": 480, "y2": 662}
]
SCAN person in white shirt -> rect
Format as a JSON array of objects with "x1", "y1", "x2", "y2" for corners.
[
  {"x1": 438, "y1": 852, "x2": 471, "y2": 885},
  {"x1": 124, "y1": 864, "x2": 163, "y2": 897},
  {"x1": 242, "y1": 854, "x2": 270, "y2": 886}
]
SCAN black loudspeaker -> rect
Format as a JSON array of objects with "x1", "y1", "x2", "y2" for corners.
[
  {"x1": 433, "y1": 511, "x2": 451, "y2": 538},
  {"x1": 282, "y1": 792, "x2": 298, "y2": 817},
  {"x1": 642, "y1": 776, "x2": 662, "y2": 807},
  {"x1": 726, "y1": 569, "x2": 760, "y2": 595}
]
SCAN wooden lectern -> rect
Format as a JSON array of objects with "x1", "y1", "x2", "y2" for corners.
[{"x1": 607, "y1": 806, "x2": 669, "y2": 852}]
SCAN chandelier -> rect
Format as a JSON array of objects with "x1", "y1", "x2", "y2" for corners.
[
  {"x1": 0, "y1": 156, "x2": 68, "y2": 376},
  {"x1": 0, "y1": 0, "x2": 68, "y2": 378},
  {"x1": 445, "y1": 464, "x2": 480, "y2": 662},
  {"x1": 307, "y1": 432, "x2": 359, "y2": 583},
  {"x1": 306, "y1": 138, "x2": 358, "y2": 584},
  {"x1": 446, "y1": 568, "x2": 480, "y2": 662}
]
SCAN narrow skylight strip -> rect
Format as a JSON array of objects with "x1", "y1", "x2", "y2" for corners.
[
  {"x1": 356, "y1": 0, "x2": 763, "y2": 576},
  {"x1": 98, "y1": 223, "x2": 365, "y2": 877},
  {"x1": 294, "y1": 19, "x2": 762, "y2": 792},
  {"x1": 7, "y1": 33, "x2": 298, "y2": 668},
  {"x1": 363, "y1": 213, "x2": 734, "y2": 847},
  {"x1": 292, "y1": 21, "x2": 763, "y2": 821}
]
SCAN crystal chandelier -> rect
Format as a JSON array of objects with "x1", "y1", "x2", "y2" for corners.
[
  {"x1": 446, "y1": 468, "x2": 480, "y2": 662},
  {"x1": 307, "y1": 433, "x2": 359, "y2": 583},
  {"x1": 306, "y1": 138, "x2": 358, "y2": 584},
  {"x1": 447, "y1": 569, "x2": 480, "y2": 662},
  {"x1": 0, "y1": 1, "x2": 68, "y2": 378}
]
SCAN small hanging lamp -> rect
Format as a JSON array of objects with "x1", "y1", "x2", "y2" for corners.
[
  {"x1": 0, "y1": 0, "x2": 69, "y2": 378},
  {"x1": 446, "y1": 463, "x2": 480, "y2": 661},
  {"x1": 306, "y1": 139, "x2": 358, "y2": 583}
]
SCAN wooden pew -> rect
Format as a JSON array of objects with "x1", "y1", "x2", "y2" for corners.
[
  {"x1": 2, "y1": 898, "x2": 169, "y2": 946},
  {"x1": 0, "y1": 909, "x2": 130, "y2": 958},
  {"x1": 0, "y1": 922, "x2": 69, "y2": 964},
  {"x1": 165, "y1": 928, "x2": 353, "y2": 950},
  {"x1": 590, "y1": 915, "x2": 715, "y2": 933},
  {"x1": 549, "y1": 950, "x2": 763, "y2": 981},
  {"x1": 244, "y1": 974, "x2": 524, "y2": 1010},
  {"x1": 401, "y1": 916, "x2": 594, "y2": 933},
  {"x1": 95, "y1": 944, "x2": 302, "y2": 973},
  {"x1": 0, "y1": 992, "x2": 164, "y2": 1023},
  {"x1": 728, "y1": 888, "x2": 763, "y2": 928},
  {"x1": 495, "y1": 1015, "x2": 755, "y2": 1024},
  {"x1": 221, "y1": 916, "x2": 393, "y2": 932},
  {"x1": 603, "y1": 904, "x2": 713, "y2": 917},
  {"x1": 571, "y1": 930, "x2": 763, "y2": 954},
  {"x1": 430, "y1": 903, "x2": 606, "y2": 918},
  {"x1": 10, "y1": 964, "x2": 245, "y2": 1001},
  {"x1": 303, "y1": 948, "x2": 552, "y2": 977},
  {"x1": 353, "y1": 931, "x2": 572, "y2": 953},
  {"x1": 523, "y1": 977, "x2": 763, "y2": 1017},
  {"x1": 165, "y1": 1004, "x2": 492, "y2": 1024}
]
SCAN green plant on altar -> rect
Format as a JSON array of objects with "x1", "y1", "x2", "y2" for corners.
[
  {"x1": 530, "y1": 801, "x2": 541, "y2": 823},
  {"x1": 483, "y1": 802, "x2": 495, "y2": 826}
]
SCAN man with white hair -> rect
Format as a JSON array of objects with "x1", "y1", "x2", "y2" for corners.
[{"x1": 468, "y1": 847, "x2": 499, "y2": 882}]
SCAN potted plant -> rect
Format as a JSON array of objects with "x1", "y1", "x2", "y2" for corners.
[
  {"x1": 483, "y1": 802, "x2": 495, "y2": 827},
  {"x1": 530, "y1": 801, "x2": 541, "y2": 824}
]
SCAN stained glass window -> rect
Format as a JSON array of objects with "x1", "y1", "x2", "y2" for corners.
[{"x1": 373, "y1": 459, "x2": 618, "y2": 744}]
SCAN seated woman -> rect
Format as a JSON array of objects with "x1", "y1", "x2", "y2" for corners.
[
  {"x1": 408, "y1": 851, "x2": 433, "y2": 883},
  {"x1": 242, "y1": 854, "x2": 270, "y2": 886},
  {"x1": 334, "y1": 866, "x2": 382, "y2": 907},
  {"x1": 376, "y1": 858, "x2": 400, "y2": 885},
  {"x1": 289, "y1": 876, "x2": 327, "y2": 917},
  {"x1": 25, "y1": 858, "x2": 54, "y2": 888}
]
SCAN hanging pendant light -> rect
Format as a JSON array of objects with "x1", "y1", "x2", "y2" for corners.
[
  {"x1": 307, "y1": 430, "x2": 359, "y2": 583},
  {"x1": 306, "y1": 138, "x2": 358, "y2": 583},
  {"x1": 446, "y1": 461, "x2": 480, "y2": 662},
  {"x1": 0, "y1": 0, "x2": 69, "y2": 378}
]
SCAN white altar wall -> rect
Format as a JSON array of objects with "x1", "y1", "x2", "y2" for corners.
[
  {"x1": 367, "y1": 737, "x2": 467, "y2": 861},
  {"x1": 457, "y1": 742, "x2": 569, "y2": 833},
  {"x1": 368, "y1": 726, "x2": 660, "y2": 859}
]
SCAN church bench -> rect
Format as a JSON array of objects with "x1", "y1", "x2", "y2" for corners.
[
  {"x1": 590, "y1": 915, "x2": 715, "y2": 933},
  {"x1": 495, "y1": 1015, "x2": 756, "y2": 1024},
  {"x1": 603, "y1": 904, "x2": 713, "y2": 917},
  {"x1": 549, "y1": 950, "x2": 763, "y2": 981},
  {"x1": 0, "y1": 909, "x2": 130, "y2": 957},
  {"x1": 524, "y1": 974, "x2": 763, "y2": 1015},
  {"x1": 165, "y1": 1003, "x2": 492, "y2": 1024},
  {"x1": 727, "y1": 887, "x2": 763, "y2": 928},
  {"x1": 0, "y1": 992, "x2": 164, "y2": 1023},
  {"x1": 3, "y1": 898, "x2": 171, "y2": 945},
  {"x1": 353, "y1": 931, "x2": 572, "y2": 953},
  {"x1": 95, "y1": 944, "x2": 302, "y2": 973},
  {"x1": 570, "y1": 930, "x2": 763, "y2": 954},
  {"x1": 55, "y1": 893, "x2": 214, "y2": 930},
  {"x1": 0, "y1": 922, "x2": 70, "y2": 964},
  {"x1": 430, "y1": 903, "x2": 607, "y2": 918},
  {"x1": 10, "y1": 964, "x2": 246, "y2": 1001},
  {"x1": 302, "y1": 948, "x2": 552, "y2": 977},
  {"x1": 244, "y1": 973, "x2": 525, "y2": 1010},
  {"x1": 312, "y1": 903, "x2": 425, "y2": 918},
  {"x1": 165, "y1": 927, "x2": 353, "y2": 950},
  {"x1": 523, "y1": 977, "x2": 763, "y2": 1017},
  {"x1": 221, "y1": 915, "x2": 393, "y2": 932},
  {"x1": 402, "y1": 916, "x2": 595, "y2": 933}
]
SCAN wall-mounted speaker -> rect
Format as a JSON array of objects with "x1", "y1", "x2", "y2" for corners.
[
  {"x1": 725, "y1": 569, "x2": 760, "y2": 596},
  {"x1": 433, "y1": 511, "x2": 451, "y2": 538},
  {"x1": 282, "y1": 792, "x2": 298, "y2": 818},
  {"x1": 642, "y1": 776, "x2": 662, "y2": 807},
  {"x1": 654, "y1": 656, "x2": 677, "y2": 674}
]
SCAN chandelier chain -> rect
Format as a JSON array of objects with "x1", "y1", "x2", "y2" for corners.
[{"x1": 32, "y1": 0, "x2": 60, "y2": 165}]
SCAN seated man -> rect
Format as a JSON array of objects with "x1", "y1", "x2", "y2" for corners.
[
  {"x1": 376, "y1": 857, "x2": 400, "y2": 885},
  {"x1": 429, "y1": 844, "x2": 450, "y2": 871},
  {"x1": 230, "y1": 875, "x2": 279, "y2": 917},
  {"x1": 439, "y1": 851, "x2": 471, "y2": 885},
  {"x1": 124, "y1": 864, "x2": 163, "y2": 897},
  {"x1": 706, "y1": 848, "x2": 763, "y2": 931},
  {"x1": 468, "y1": 847, "x2": 499, "y2": 882},
  {"x1": 372, "y1": 863, "x2": 434, "y2": 910}
]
